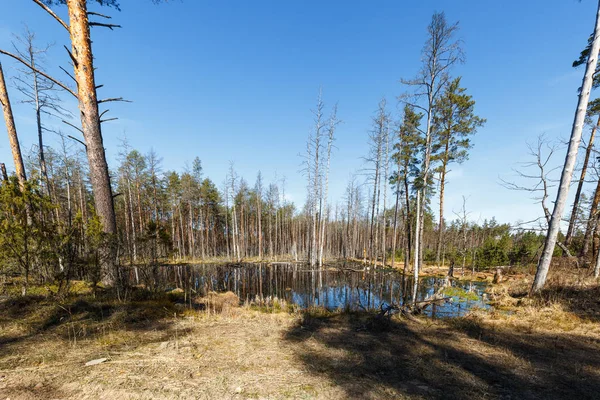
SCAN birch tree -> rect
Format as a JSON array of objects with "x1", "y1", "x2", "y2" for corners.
[
  {"x1": 532, "y1": 1, "x2": 600, "y2": 293},
  {"x1": 566, "y1": 32, "x2": 600, "y2": 246}
]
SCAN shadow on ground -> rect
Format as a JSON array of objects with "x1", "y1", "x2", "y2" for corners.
[
  {"x1": 283, "y1": 311, "x2": 600, "y2": 399},
  {"x1": 0, "y1": 290, "x2": 190, "y2": 359}
]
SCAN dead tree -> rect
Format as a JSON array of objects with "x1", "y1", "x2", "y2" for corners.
[
  {"x1": 0, "y1": 62, "x2": 27, "y2": 188},
  {"x1": 533, "y1": 1, "x2": 600, "y2": 293},
  {"x1": 500, "y1": 135, "x2": 575, "y2": 258},
  {"x1": 12, "y1": 27, "x2": 71, "y2": 196},
  {"x1": 7, "y1": 0, "x2": 122, "y2": 237}
]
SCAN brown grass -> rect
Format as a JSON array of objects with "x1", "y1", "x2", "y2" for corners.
[{"x1": 1, "y1": 266, "x2": 600, "y2": 399}]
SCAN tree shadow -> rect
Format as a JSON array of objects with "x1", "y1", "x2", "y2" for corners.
[
  {"x1": 509, "y1": 283, "x2": 600, "y2": 323},
  {"x1": 0, "y1": 291, "x2": 191, "y2": 360},
  {"x1": 283, "y1": 312, "x2": 600, "y2": 399}
]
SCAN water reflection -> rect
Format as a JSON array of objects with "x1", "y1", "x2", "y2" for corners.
[{"x1": 159, "y1": 263, "x2": 489, "y2": 318}]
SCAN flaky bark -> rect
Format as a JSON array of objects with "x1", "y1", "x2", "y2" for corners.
[
  {"x1": 67, "y1": 0, "x2": 116, "y2": 235},
  {"x1": 0, "y1": 63, "x2": 27, "y2": 187}
]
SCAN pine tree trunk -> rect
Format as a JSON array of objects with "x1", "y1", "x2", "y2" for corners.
[
  {"x1": 67, "y1": 0, "x2": 116, "y2": 235},
  {"x1": 566, "y1": 115, "x2": 600, "y2": 246},
  {"x1": 0, "y1": 62, "x2": 27, "y2": 187},
  {"x1": 532, "y1": 0, "x2": 600, "y2": 293}
]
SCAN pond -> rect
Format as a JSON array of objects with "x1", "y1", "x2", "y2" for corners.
[{"x1": 160, "y1": 262, "x2": 490, "y2": 318}]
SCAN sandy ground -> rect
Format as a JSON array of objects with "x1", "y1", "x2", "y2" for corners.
[{"x1": 1, "y1": 272, "x2": 600, "y2": 399}]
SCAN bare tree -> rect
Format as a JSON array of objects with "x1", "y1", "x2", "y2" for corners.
[
  {"x1": 453, "y1": 196, "x2": 471, "y2": 272},
  {"x1": 12, "y1": 28, "x2": 71, "y2": 196},
  {"x1": 318, "y1": 104, "x2": 339, "y2": 266},
  {"x1": 532, "y1": 1, "x2": 600, "y2": 293},
  {"x1": 255, "y1": 171, "x2": 264, "y2": 260},
  {"x1": 500, "y1": 135, "x2": 575, "y2": 258},
  {"x1": 366, "y1": 99, "x2": 389, "y2": 267}
]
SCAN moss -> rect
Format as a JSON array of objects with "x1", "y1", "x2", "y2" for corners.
[{"x1": 443, "y1": 286, "x2": 480, "y2": 301}]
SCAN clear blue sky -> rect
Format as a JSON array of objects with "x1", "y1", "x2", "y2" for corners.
[{"x1": 0, "y1": 0, "x2": 597, "y2": 226}]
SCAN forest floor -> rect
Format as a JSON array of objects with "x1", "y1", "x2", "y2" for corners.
[{"x1": 1, "y1": 265, "x2": 600, "y2": 400}]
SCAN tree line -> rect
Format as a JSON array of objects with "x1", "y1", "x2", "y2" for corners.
[{"x1": 1, "y1": 2, "x2": 600, "y2": 296}]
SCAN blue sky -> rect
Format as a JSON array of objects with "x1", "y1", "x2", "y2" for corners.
[{"x1": 0, "y1": 0, "x2": 598, "y2": 226}]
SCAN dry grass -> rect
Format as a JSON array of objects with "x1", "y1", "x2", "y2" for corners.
[{"x1": 1, "y1": 266, "x2": 600, "y2": 399}]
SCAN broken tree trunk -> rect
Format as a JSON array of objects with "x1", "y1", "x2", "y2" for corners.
[
  {"x1": 0, "y1": 62, "x2": 27, "y2": 188},
  {"x1": 0, "y1": 162, "x2": 8, "y2": 182}
]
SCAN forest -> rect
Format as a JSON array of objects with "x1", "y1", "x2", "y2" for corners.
[{"x1": 1, "y1": 1, "x2": 600, "y2": 400}]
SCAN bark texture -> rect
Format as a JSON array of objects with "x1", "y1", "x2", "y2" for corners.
[
  {"x1": 0, "y1": 62, "x2": 27, "y2": 187},
  {"x1": 67, "y1": 0, "x2": 116, "y2": 234}
]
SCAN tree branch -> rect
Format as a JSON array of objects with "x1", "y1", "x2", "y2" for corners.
[
  {"x1": 63, "y1": 45, "x2": 78, "y2": 68},
  {"x1": 62, "y1": 119, "x2": 84, "y2": 134},
  {"x1": 98, "y1": 97, "x2": 132, "y2": 104},
  {"x1": 66, "y1": 135, "x2": 86, "y2": 149},
  {"x1": 59, "y1": 66, "x2": 76, "y2": 83},
  {"x1": 0, "y1": 49, "x2": 77, "y2": 98},
  {"x1": 32, "y1": 0, "x2": 69, "y2": 32},
  {"x1": 89, "y1": 22, "x2": 122, "y2": 30},
  {"x1": 88, "y1": 11, "x2": 113, "y2": 19}
]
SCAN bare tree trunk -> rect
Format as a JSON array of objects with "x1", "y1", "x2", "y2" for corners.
[
  {"x1": 29, "y1": 50, "x2": 52, "y2": 196},
  {"x1": 0, "y1": 62, "x2": 27, "y2": 187},
  {"x1": 436, "y1": 162, "x2": 448, "y2": 266},
  {"x1": 566, "y1": 115, "x2": 600, "y2": 246},
  {"x1": 582, "y1": 178, "x2": 600, "y2": 257},
  {"x1": 382, "y1": 126, "x2": 389, "y2": 267},
  {"x1": 126, "y1": 174, "x2": 137, "y2": 262},
  {"x1": 0, "y1": 162, "x2": 8, "y2": 182},
  {"x1": 391, "y1": 162, "x2": 401, "y2": 268},
  {"x1": 404, "y1": 174, "x2": 412, "y2": 268},
  {"x1": 67, "y1": 0, "x2": 116, "y2": 235},
  {"x1": 532, "y1": 0, "x2": 600, "y2": 293},
  {"x1": 595, "y1": 237, "x2": 600, "y2": 278},
  {"x1": 257, "y1": 186, "x2": 262, "y2": 259},
  {"x1": 412, "y1": 189, "x2": 421, "y2": 303}
]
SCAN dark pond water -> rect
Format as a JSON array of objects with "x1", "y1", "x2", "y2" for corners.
[{"x1": 160, "y1": 263, "x2": 489, "y2": 318}]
